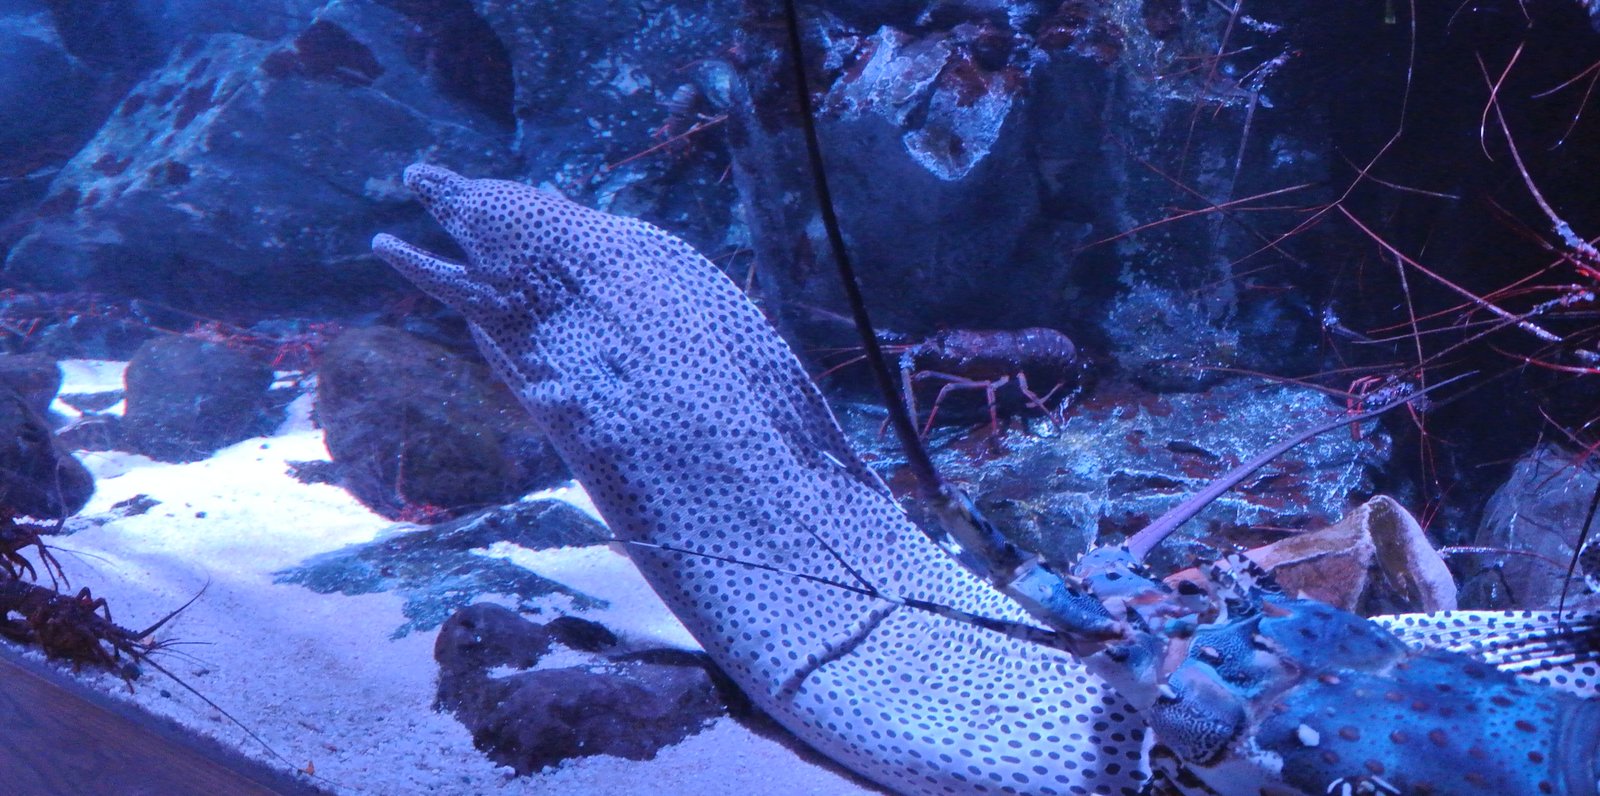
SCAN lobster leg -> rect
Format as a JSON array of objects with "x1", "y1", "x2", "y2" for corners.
[
  {"x1": 1013, "y1": 371, "x2": 1065, "y2": 427},
  {"x1": 907, "y1": 369, "x2": 1009, "y2": 436}
]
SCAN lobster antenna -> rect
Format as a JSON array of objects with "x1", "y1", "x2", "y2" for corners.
[
  {"x1": 622, "y1": 539, "x2": 1066, "y2": 649},
  {"x1": 779, "y1": 0, "x2": 942, "y2": 499},
  {"x1": 1557, "y1": 479, "x2": 1600, "y2": 616},
  {"x1": 1125, "y1": 371, "x2": 1474, "y2": 561}
]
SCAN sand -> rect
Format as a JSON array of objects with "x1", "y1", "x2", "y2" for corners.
[{"x1": 10, "y1": 361, "x2": 879, "y2": 796}]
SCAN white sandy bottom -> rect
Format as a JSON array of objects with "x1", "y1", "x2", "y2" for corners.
[{"x1": 16, "y1": 387, "x2": 877, "y2": 796}]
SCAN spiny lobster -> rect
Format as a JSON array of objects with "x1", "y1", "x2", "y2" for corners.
[{"x1": 374, "y1": 162, "x2": 1600, "y2": 796}]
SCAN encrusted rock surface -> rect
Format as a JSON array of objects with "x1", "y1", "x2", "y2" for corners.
[
  {"x1": 314, "y1": 326, "x2": 568, "y2": 520},
  {"x1": 4, "y1": 1, "x2": 515, "y2": 316},
  {"x1": 434, "y1": 603, "x2": 727, "y2": 774},
  {"x1": 120, "y1": 335, "x2": 278, "y2": 462},
  {"x1": 276, "y1": 498, "x2": 608, "y2": 637}
]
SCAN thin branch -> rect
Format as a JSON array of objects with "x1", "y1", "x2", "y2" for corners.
[
  {"x1": 1338, "y1": 205, "x2": 1562, "y2": 342},
  {"x1": 1476, "y1": 43, "x2": 1524, "y2": 161}
]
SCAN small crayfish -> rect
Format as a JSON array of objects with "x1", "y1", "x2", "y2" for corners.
[
  {"x1": 822, "y1": 326, "x2": 1084, "y2": 435},
  {"x1": 0, "y1": 507, "x2": 183, "y2": 679},
  {"x1": 0, "y1": 509, "x2": 300, "y2": 768},
  {"x1": 897, "y1": 327, "x2": 1083, "y2": 435}
]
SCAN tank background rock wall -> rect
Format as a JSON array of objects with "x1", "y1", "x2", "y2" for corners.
[{"x1": 1, "y1": 0, "x2": 1599, "y2": 592}]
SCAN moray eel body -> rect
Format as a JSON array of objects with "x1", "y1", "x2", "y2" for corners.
[{"x1": 372, "y1": 165, "x2": 1148, "y2": 795}]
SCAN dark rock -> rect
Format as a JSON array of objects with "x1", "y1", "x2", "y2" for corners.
[
  {"x1": 1103, "y1": 286, "x2": 1237, "y2": 392},
  {"x1": 260, "y1": 19, "x2": 385, "y2": 87},
  {"x1": 0, "y1": 292, "x2": 160, "y2": 361},
  {"x1": 1460, "y1": 443, "x2": 1600, "y2": 611},
  {"x1": 44, "y1": 0, "x2": 159, "y2": 72},
  {"x1": 4, "y1": 1, "x2": 514, "y2": 317},
  {"x1": 315, "y1": 326, "x2": 568, "y2": 519},
  {"x1": 0, "y1": 353, "x2": 61, "y2": 416},
  {"x1": 56, "y1": 390, "x2": 123, "y2": 414},
  {"x1": 470, "y1": 0, "x2": 742, "y2": 256},
  {"x1": 286, "y1": 459, "x2": 341, "y2": 486},
  {"x1": 122, "y1": 0, "x2": 325, "y2": 54},
  {"x1": 121, "y1": 335, "x2": 278, "y2": 462},
  {"x1": 274, "y1": 497, "x2": 606, "y2": 637},
  {"x1": 545, "y1": 615, "x2": 618, "y2": 653},
  {"x1": 731, "y1": 11, "x2": 1070, "y2": 337},
  {"x1": 845, "y1": 378, "x2": 1387, "y2": 571},
  {"x1": 434, "y1": 603, "x2": 554, "y2": 677},
  {"x1": 372, "y1": 0, "x2": 514, "y2": 126},
  {"x1": 470, "y1": 662, "x2": 723, "y2": 774},
  {"x1": 727, "y1": 3, "x2": 1329, "y2": 380},
  {"x1": 54, "y1": 413, "x2": 122, "y2": 452},
  {"x1": 435, "y1": 603, "x2": 726, "y2": 774},
  {"x1": 0, "y1": 387, "x2": 93, "y2": 518},
  {"x1": 0, "y1": 8, "x2": 103, "y2": 250}
]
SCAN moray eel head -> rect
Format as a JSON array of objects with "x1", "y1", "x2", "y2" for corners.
[{"x1": 372, "y1": 163, "x2": 585, "y2": 322}]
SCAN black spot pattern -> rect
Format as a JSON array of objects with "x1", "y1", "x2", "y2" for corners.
[
  {"x1": 372, "y1": 165, "x2": 1150, "y2": 795},
  {"x1": 1158, "y1": 596, "x2": 1600, "y2": 796},
  {"x1": 1375, "y1": 610, "x2": 1600, "y2": 699}
]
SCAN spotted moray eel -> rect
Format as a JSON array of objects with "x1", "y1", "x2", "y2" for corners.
[{"x1": 373, "y1": 164, "x2": 1151, "y2": 795}]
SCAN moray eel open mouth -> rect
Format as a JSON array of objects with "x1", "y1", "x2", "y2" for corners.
[
  {"x1": 371, "y1": 231, "x2": 470, "y2": 298},
  {"x1": 370, "y1": 233, "x2": 457, "y2": 272},
  {"x1": 371, "y1": 164, "x2": 474, "y2": 288}
]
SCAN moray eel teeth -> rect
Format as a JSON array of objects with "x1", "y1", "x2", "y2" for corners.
[{"x1": 373, "y1": 163, "x2": 1151, "y2": 796}]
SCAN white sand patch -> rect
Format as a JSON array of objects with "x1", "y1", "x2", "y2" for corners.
[
  {"x1": 58, "y1": 358, "x2": 127, "y2": 393},
  {"x1": 472, "y1": 543, "x2": 698, "y2": 651},
  {"x1": 52, "y1": 358, "x2": 130, "y2": 418},
  {"x1": 10, "y1": 379, "x2": 876, "y2": 795}
]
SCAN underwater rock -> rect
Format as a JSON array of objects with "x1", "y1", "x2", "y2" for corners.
[
  {"x1": 54, "y1": 413, "x2": 123, "y2": 453},
  {"x1": 467, "y1": 0, "x2": 741, "y2": 256},
  {"x1": 1462, "y1": 442, "x2": 1600, "y2": 611},
  {"x1": 0, "y1": 291, "x2": 160, "y2": 361},
  {"x1": 40, "y1": 0, "x2": 158, "y2": 74},
  {"x1": 4, "y1": 1, "x2": 514, "y2": 316},
  {"x1": 728, "y1": 2, "x2": 1331, "y2": 380},
  {"x1": 435, "y1": 603, "x2": 726, "y2": 775},
  {"x1": 274, "y1": 496, "x2": 605, "y2": 638},
  {"x1": 730, "y1": 8, "x2": 1073, "y2": 336},
  {"x1": 434, "y1": 603, "x2": 562, "y2": 676},
  {"x1": 115, "y1": 0, "x2": 324, "y2": 56},
  {"x1": 850, "y1": 378, "x2": 1388, "y2": 571},
  {"x1": 120, "y1": 335, "x2": 277, "y2": 463},
  {"x1": 0, "y1": 387, "x2": 93, "y2": 519},
  {"x1": 314, "y1": 326, "x2": 568, "y2": 520},
  {"x1": 1103, "y1": 284, "x2": 1240, "y2": 392},
  {"x1": 55, "y1": 388, "x2": 122, "y2": 414},
  {"x1": 0, "y1": 353, "x2": 61, "y2": 417},
  {"x1": 1188, "y1": 495, "x2": 1457, "y2": 616},
  {"x1": 0, "y1": 7, "x2": 105, "y2": 237}
]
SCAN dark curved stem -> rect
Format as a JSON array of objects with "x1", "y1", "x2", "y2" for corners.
[
  {"x1": 1558, "y1": 478, "x2": 1600, "y2": 617},
  {"x1": 779, "y1": 0, "x2": 943, "y2": 499}
]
